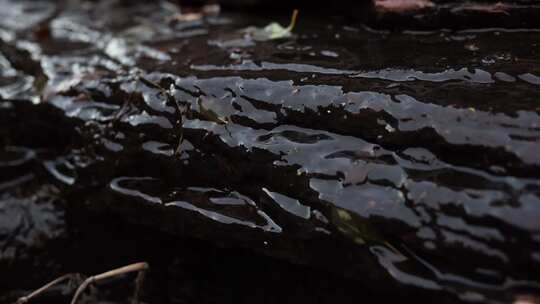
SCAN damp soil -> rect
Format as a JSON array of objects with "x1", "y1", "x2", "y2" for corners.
[{"x1": 1, "y1": 0, "x2": 540, "y2": 303}]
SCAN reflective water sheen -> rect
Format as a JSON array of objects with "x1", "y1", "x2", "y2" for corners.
[{"x1": 1, "y1": 0, "x2": 539, "y2": 303}]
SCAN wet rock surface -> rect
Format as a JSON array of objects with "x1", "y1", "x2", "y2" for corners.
[
  {"x1": 371, "y1": 0, "x2": 540, "y2": 29},
  {"x1": 1, "y1": 0, "x2": 540, "y2": 303}
]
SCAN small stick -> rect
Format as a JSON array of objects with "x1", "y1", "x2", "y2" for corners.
[
  {"x1": 70, "y1": 262, "x2": 149, "y2": 304},
  {"x1": 131, "y1": 266, "x2": 147, "y2": 304},
  {"x1": 286, "y1": 9, "x2": 299, "y2": 32},
  {"x1": 16, "y1": 273, "x2": 79, "y2": 304}
]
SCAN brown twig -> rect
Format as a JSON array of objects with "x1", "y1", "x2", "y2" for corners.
[
  {"x1": 70, "y1": 262, "x2": 149, "y2": 304},
  {"x1": 16, "y1": 273, "x2": 80, "y2": 304},
  {"x1": 16, "y1": 262, "x2": 149, "y2": 304}
]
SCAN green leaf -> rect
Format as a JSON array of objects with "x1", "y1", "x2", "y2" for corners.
[{"x1": 242, "y1": 10, "x2": 299, "y2": 42}]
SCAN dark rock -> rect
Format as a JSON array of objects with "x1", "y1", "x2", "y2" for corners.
[{"x1": 1, "y1": 0, "x2": 540, "y2": 303}]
